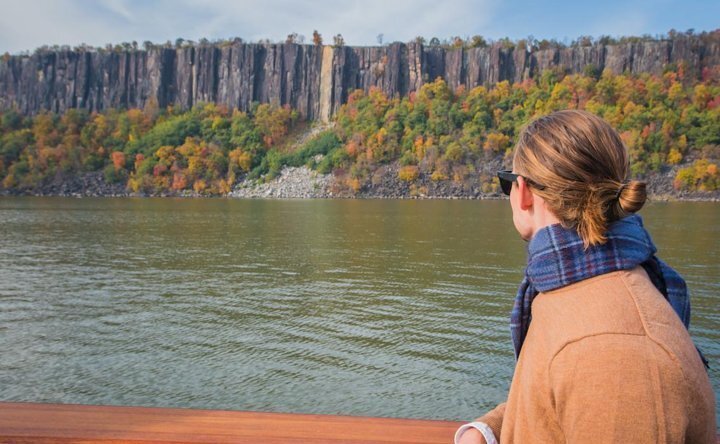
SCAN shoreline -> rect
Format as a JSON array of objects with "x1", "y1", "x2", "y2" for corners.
[
  {"x1": 3, "y1": 190, "x2": 719, "y2": 202},
  {"x1": 2, "y1": 166, "x2": 719, "y2": 202}
]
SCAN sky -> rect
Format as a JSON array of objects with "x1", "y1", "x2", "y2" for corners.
[{"x1": 0, "y1": 0, "x2": 718, "y2": 54}]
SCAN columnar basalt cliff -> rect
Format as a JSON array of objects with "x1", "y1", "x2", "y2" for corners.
[{"x1": 1, "y1": 35, "x2": 719, "y2": 120}]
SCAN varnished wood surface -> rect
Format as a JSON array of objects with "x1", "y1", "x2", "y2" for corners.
[{"x1": 0, "y1": 402, "x2": 463, "y2": 443}]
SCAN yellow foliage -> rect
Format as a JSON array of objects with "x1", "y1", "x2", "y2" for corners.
[
  {"x1": 667, "y1": 148, "x2": 682, "y2": 165},
  {"x1": 376, "y1": 128, "x2": 387, "y2": 146},
  {"x1": 127, "y1": 176, "x2": 142, "y2": 193},
  {"x1": 416, "y1": 78, "x2": 451, "y2": 103},
  {"x1": 444, "y1": 143, "x2": 463, "y2": 162},
  {"x1": 431, "y1": 170, "x2": 448, "y2": 181},
  {"x1": 677, "y1": 134, "x2": 688, "y2": 152},
  {"x1": 491, "y1": 81, "x2": 511, "y2": 101},
  {"x1": 215, "y1": 179, "x2": 231, "y2": 194},
  {"x1": 187, "y1": 157, "x2": 203, "y2": 175},
  {"x1": 176, "y1": 137, "x2": 200, "y2": 158},
  {"x1": 414, "y1": 137, "x2": 426, "y2": 160},
  {"x1": 603, "y1": 106, "x2": 623, "y2": 128},
  {"x1": 211, "y1": 116, "x2": 225, "y2": 131},
  {"x1": 549, "y1": 83, "x2": 571, "y2": 107},
  {"x1": 674, "y1": 159, "x2": 720, "y2": 191},
  {"x1": 583, "y1": 99, "x2": 602, "y2": 115},
  {"x1": 38, "y1": 147, "x2": 58, "y2": 167},
  {"x1": 398, "y1": 165, "x2": 419, "y2": 182},
  {"x1": 493, "y1": 108, "x2": 503, "y2": 125},
  {"x1": 668, "y1": 82, "x2": 684, "y2": 103},
  {"x1": 424, "y1": 136, "x2": 435, "y2": 149},
  {"x1": 156, "y1": 145, "x2": 175, "y2": 161},
  {"x1": 2, "y1": 174, "x2": 16, "y2": 189},
  {"x1": 348, "y1": 177, "x2": 361, "y2": 192},
  {"x1": 484, "y1": 132, "x2": 510, "y2": 152},
  {"x1": 193, "y1": 179, "x2": 207, "y2": 194},
  {"x1": 154, "y1": 175, "x2": 170, "y2": 189},
  {"x1": 622, "y1": 101, "x2": 638, "y2": 117},
  {"x1": 229, "y1": 148, "x2": 252, "y2": 172},
  {"x1": 693, "y1": 84, "x2": 711, "y2": 109},
  {"x1": 466, "y1": 86, "x2": 487, "y2": 102}
]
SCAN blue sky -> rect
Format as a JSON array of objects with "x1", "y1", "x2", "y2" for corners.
[{"x1": 0, "y1": 0, "x2": 718, "y2": 54}]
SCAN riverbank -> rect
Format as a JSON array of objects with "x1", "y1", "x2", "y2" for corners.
[{"x1": 2, "y1": 163, "x2": 719, "y2": 201}]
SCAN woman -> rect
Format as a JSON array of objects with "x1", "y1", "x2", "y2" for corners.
[{"x1": 455, "y1": 110, "x2": 715, "y2": 444}]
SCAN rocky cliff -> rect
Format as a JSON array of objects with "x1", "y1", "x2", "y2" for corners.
[{"x1": 1, "y1": 35, "x2": 718, "y2": 120}]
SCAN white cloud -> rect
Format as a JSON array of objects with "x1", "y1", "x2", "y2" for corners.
[
  {"x1": 98, "y1": 0, "x2": 136, "y2": 23},
  {"x1": 2, "y1": 0, "x2": 713, "y2": 55},
  {"x1": 0, "y1": 0, "x2": 500, "y2": 53}
]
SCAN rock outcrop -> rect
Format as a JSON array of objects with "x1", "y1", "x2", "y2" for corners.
[
  {"x1": 229, "y1": 166, "x2": 333, "y2": 199},
  {"x1": 1, "y1": 34, "x2": 718, "y2": 120}
]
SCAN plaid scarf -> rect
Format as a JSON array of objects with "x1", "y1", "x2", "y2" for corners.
[{"x1": 511, "y1": 214, "x2": 703, "y2": 365}]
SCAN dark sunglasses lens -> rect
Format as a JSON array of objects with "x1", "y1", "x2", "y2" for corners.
[{"x1": 499, "y1": 177, "x2": 512, "y2": 195}]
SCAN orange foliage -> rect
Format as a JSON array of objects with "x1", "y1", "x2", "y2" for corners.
[
  {"x1": 414, "y1": 136, "x2": 426, "y2": 160},
  {"x1": 708, "y1": 163, "x2": 719, "y2": 176},
  {"x1": 172, "y1": 173, "x2": 188, "y2": 190},
  {"x1": 345, "y1": 140, "x2": 360, "y2": 157},
  {"x1": 111, "y1": 151, "x2": 126, "y2": 170},
  {"x1": 640, "y1": 124, "x2": 654, "y2": 139},
  {"x1": 347, "y1": 89, "x2": 364, "y2": 105},
  {"x1": 375, "y1": 128, "x2": 387, "y2": 146}
]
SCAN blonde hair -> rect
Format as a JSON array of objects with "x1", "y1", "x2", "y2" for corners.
[{"x1": 513, "y1": 110, "x2": 646, "y2": 248}]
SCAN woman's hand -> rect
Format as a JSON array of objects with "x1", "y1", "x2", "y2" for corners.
[{"x1": 456, "y1": 427, "x2": 487, "y2": 444}]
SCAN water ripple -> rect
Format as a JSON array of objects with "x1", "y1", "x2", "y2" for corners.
[{"x1": 0, "y1": 198, "x2": 717, "y2": 423}]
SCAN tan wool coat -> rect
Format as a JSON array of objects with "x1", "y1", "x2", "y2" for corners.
[{"x1": 477, "y1": 267, "x2": 716, "y2": 443}]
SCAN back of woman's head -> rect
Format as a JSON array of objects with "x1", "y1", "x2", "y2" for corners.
[{"x1": 513, "y1": 109, "x2": 646, "y2": 248}]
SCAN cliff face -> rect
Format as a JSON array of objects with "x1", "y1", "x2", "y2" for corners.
[{"x1": 1, "y1": 35, "x2": 718, "y2": 121}]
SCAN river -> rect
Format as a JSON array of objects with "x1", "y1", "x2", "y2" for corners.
[{"x1": 0, "y1": 197, "x2": 717, "y2": 422}]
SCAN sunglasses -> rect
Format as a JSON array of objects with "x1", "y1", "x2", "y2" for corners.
[{"x1": 496, "y1": 170, "x2": 546, "y2": 195}]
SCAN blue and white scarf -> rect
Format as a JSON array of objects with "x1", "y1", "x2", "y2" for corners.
[{"x1": 510, "y1": 214, "x2": 707, "y2": 367}]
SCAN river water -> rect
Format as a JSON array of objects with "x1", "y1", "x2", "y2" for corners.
[{"x1": 0, "y1": 197, "x2": 717, "y2": 422}]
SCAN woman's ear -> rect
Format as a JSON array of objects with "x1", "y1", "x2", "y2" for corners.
[{"x1": 516, "y1": 176, "x2": 534, "y2": 211}]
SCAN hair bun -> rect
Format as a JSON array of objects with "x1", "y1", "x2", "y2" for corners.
[{"x1": 618, "y1": 180, "x2": 646, "y2": 214}]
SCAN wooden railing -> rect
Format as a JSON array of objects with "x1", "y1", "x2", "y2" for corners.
[
  {"x1": 0, "y1": 402, "x2": 463, "y2": 443},
  {"x1": 3, "y1": 402, "x2": 716, "y2": 443}
]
